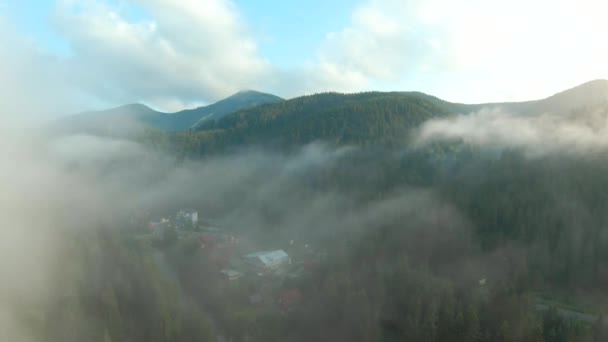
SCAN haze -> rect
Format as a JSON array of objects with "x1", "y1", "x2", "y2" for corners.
[{"x1": 3, "y1": 1, "x2": 608, "y2": 342}]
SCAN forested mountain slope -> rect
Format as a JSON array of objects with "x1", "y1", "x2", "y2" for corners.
[
  {"x1": 53, "y1": 91, "x2": 284, "y2": 135},
  {"x1": 31, "y1": 80, "x2": 608, "y2": 342},
  {"x1": 156, "y1": 92, "x2": 477, "y2": 156},
  {"x1": 142, "y1": 80, "x2": 608, "y2": 157}
]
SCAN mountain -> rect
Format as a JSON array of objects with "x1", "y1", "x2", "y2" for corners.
[
  {"x1": 54, "y1": 90, "x2": 284, "y2": 135},
  {"x1": 486, "y1": 79, "x2": 608, "y2": 115},
  {"x1": 39, "y1": 80, "x2": 608, "y2": 342},
  {"x1": 157, "y1": 91, "x2": 476, "y2": 156},
  {"x1": 530, "y1": 79, "x2": 608, "y2": 114},
  {"x1": 154, "y1": 80, "x2": 608, "y2": 157},
  {"x1": 53, "y1": 103, "x2": 168, "y2": 136},
  {"x1": 186, "y1": 90, "x2": 284, "y2": 129},
  {"x1": 56, "y1": 80, "x2": 608, "y2": 150},
  {"x1": 159, "y1": 90, "x2": 284, "y2": 131}
]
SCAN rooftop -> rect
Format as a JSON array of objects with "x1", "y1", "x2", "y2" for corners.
[{"x1": 244, "y1": 250, "x2": 289, "y2": 265}]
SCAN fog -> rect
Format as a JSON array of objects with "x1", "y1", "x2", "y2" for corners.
[
  {"x1": 0, "y1": 122, "x2": 482, "y2": 341},
  {"x1": 4, "y1": 96, "x2": 608, "y2": 340},
  {"x1": 416, "y1": 104, "x2": 608, "y2": 157}
]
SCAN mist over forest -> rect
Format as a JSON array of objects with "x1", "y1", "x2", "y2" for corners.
[
  {"x1": 5, "y1": 0, "x2": 608, "y2": 340},
  {"x1": 2, "y1": 79, "x2": 608, "y2": 342}
]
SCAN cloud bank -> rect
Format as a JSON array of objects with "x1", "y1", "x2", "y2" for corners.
[
  {"x1": 0, "y1": 119, "x2": 480, "y2": 339},
  {"x1": 416, "y1": 105, "x2": 608, "y2": 157}
]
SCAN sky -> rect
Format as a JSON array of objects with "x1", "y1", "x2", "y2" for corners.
[{"x1": 1, "y1": 0, "x2": 608, "y2": 119}]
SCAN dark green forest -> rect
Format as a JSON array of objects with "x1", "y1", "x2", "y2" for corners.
[
  {"x1": 34, "y1": 148, "x2": 608, "y2": 341},
  {"x1": 29, "y1": 85, "x2": 608, "y2": 341},
  {"x1": 138, "y1": 91, "x2": 479, "y2": 157}
]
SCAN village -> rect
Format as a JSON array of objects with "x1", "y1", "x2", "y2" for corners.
[{"x1": 143, "y1": 209, "x2": 326, "y2": 315}]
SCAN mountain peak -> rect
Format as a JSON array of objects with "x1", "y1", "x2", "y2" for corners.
[
  {"x1": 228, "y1": 89, "x2": 281, "y2": 99},
  {"x1": 235, "y1": 89, "x2": 261, "y2": 95},
  {"x1": 181, "y1": 90, "x2": 284, "y2": 129},
  {"x1": 540, "y1": 79, "x2": 608, "y2": 112},
  {"x1": 549, "y1": 79, "x2": 608, "y2": 99},
  {"x1": 575, "y1": 79, "x2": 608, "y2": 88},
  {"x1": 111, "y1": 103, "x2": 154, "y2": 112}
]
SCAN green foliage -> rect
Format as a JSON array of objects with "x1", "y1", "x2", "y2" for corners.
[
  {"x1": 40, "y1": 230, "x2": 215, "y2": 342},
  {"x1": 140, "y1": 91, "x2": 478, "y2": 158},
  {"x1": 42, "y1": 94, "x2": 608, "y2": 341}
]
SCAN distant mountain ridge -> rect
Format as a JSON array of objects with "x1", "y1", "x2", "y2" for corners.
[
  {"x1": 55, "y1": 90, "x2": 284, "y2": 135},
  {"x1": 163, "y1": 79, "x2": 608, "y2": 156},
  {"x1": 528, "y1": 79, "x2": 608, "y2": 114},
  {"x1": 186, "y1": 90, "x2": 284, "y2": 129},
  {"x1": 479, "y1": 79, "x2": 608, "y2": 115},
  {"x1": 54, "y1": 80, "x2": 608, "y2": 147}
]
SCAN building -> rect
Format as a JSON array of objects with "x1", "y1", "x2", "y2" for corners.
[
  {"x1": 176, "y1": 209, "x2": 198, "y2": 228},
  {"x1": 244, "y1": 250, "x2": 291, "y2": 271}
]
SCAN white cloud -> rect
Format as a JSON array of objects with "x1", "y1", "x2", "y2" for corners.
[
  {"x1": 0, "y1": 20, "x2": 91, "y2": 123},
  {"x1": 1, "y1": 0, "x2": 276, "y2": 119},
  {"x1": 416, "y1": 105, "x2": 608, "y2": 157},
  {"x1": 267, "y1": 0, "x2": 437, "y2": 96},
  {"x1": 315, "y1": 0, "x2": 431, "y2": 90},
  {"x1": 3, "y1": 0, "x2": 608, "y2": 119},
  {"x1": 51, "y1": 0, "x2": 271, "y2": 111},
  {"x1": 314, "y1": 0, "x2": 608, "y2": 101}
]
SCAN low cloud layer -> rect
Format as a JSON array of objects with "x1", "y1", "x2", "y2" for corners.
[
  {"x1": 0, "y1": 122, "x2": 474, "y2": 338},
  {"x1": 416, "y1": 105, "x2": 608, "y2": 156}
]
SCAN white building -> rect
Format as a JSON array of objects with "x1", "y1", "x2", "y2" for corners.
[{"x1": 244, "y1": 250, "x2": 291, "y2": 270}]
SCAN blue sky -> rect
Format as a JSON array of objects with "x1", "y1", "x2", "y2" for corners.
[
  {"x1": 5, "y1": 1, "x2": 70, "y2": 54},
  {"x1": 236, "y1": 0, "x2": 355, "y2": 67},
  {"x1": 6, "y1": 0, "x2": 356, "y2": 66},
  {"x1": 1, "y1": 0, "x2": 608, "y2": 118}
]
